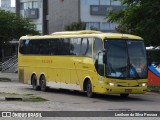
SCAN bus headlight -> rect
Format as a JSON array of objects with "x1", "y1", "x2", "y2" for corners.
[
  {"x1": 139, "y1": 83, "x2": 147, "y2": 87},
  {"x1": 107, "y1": 82, "x2": 117, "y2": 86}
]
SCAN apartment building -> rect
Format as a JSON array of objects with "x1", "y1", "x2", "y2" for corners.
[
  {"x1": 16, "y1": 0, "x2": 48, "y2": 34},
  {"x1": 16, "y1": 0, "x2": 124, "y2": 34},
  {"x1": 81, "y1": 0, "x2": 125, "y2": 32},
  {"x1": 0, "y1": 0, "x2": 15, "y2": 12}
]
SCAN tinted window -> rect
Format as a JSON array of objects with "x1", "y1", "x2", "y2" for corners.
[
  {"x1": 93, "y1": 38, "x2": 103, "y2": 75},
  {"x1": 59, "y1": 38, "x2": 71, "y2": 55},
  {"x1": 28, "y1": 40, "x2": 41, "y2": 54},
  {"x1": 93, "y1": 38, "x2": 103, "y2": 60},
  {"x1": 19, "y1": 38, "x2": 93, "y2": 57},
  {"x1": 19, "y1": 40, "x2": 27, "y2": 54},
  {"x1": 38, "y1": 40, "x2": 50, "y2": 55},
  {"x1": 70, "y1": 38, "x2": 81, "y2": 55},
  {"x1": 81, "y1": 38, "x2": 92, "y2": 57}
]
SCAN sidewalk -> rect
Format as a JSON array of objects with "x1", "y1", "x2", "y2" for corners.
[{"x1": 0, "y1": 72, "x2": 18, "y2": 81}]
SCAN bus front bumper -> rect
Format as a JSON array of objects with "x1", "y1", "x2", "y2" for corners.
[{"x1": 105, "y1": 86, "x2": 147, "y2": 94}]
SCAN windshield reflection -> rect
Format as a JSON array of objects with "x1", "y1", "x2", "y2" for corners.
[{"x1": 105, "y1": 40, "x2": 147, "y2": 79}]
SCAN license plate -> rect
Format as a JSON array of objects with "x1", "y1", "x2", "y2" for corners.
[{"x1": 125, "y1": 89, "x2": 132, "y2": 93}]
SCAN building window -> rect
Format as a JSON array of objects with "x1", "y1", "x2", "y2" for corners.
[
  {"x1": 20, "y1": 3, "x2": 24, "y2": 10},
  {"x1": 81, "y1": 0, "x2": 121, "y2": 5},
  {"x1": 33, "y1": 1, "x2": 38, "y2": 8},
  {"x1": 23, "y1": 1, "x2": 41, "y2": 10},
  {"x1": 81, "y1": 0, "x2": 87, "y2": 5},
  {"x1": 86, "y1": 22, "x2": 100, "y2": 30},
  {"x1": 100, "y1": 0, "x2": 111, "y2": 5},
  {"x1": 110, "y1": 22, "x2": 118, "y2": 30},
  {"x1": 100, "y1": 22, "x2": 118, "y2": 31},
  {"x1": 92, "y1": 6, "x2": 99, "y2": 12},
  {"x1": 100, "y1": 22, "x2": 110, "y2": 31},
  {"x1": 81, "y1": 0, "x2": 99, "y2": 5},
  {"x1": 36, "y1": 24, "x2": 42, "y2": 33},
  {"x1": 88, "y1": 0, "x2": 99, "y2": 5},
  {"x1": 111, "y1": 0, "x2": 121, "y2": 6},
  {"x1": 24, "y1": 2, "x2": 29, "y2": 9}
]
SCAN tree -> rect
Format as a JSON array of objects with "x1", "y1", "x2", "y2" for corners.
[
  {"x1": 65, "y1": 21, "x2": 86, "y2": 31},
  {"x1": 0, "y1": 9, "x2": 39, "y2": 44},
  {"x1": 106, "y1": 0, "x2": 160, "y2": 46},
  {"x1": 0, "y1": 9, "x2": 39, "y2": 58}
]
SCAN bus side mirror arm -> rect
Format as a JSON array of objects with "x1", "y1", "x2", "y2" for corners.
[
  {"x1": 103, "y1": 53, "x2": 106, "y2": 64},
  {"x1": 102, "y1": 49, "x2": 106, "y2": 64}
]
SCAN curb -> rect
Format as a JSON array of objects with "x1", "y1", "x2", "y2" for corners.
[{"x1": 0, "y1": 97, "x2": 23, "y2": 101}]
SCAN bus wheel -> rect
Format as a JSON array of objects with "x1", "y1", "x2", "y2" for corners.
[
  {"x1": 86, "y1": 80, "x2": 94, "y2": 98},
  {"x1": 31, "y1": 75, "x2": 40, "y2": 90},
  {"x1": 120, "y1": 94, "x2": 129, "y2": 98},
  {"x1": 40, "y1": 76, "x2": 48, "y2": 92}
]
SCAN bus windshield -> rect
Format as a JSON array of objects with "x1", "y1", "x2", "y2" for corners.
[{"x1": 105, "y1": 40, "x2": 147, "y2": 79}]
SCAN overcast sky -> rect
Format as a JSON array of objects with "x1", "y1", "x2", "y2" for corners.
[{"x1": 11, "y1": 0, "x2": 15, "y2": 7}]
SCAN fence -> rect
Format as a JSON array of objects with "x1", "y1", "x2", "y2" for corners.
[{"x1": 1, "y1": 55, "x2": 18, "y2": 73}]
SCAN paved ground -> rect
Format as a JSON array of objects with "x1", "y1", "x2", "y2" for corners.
[
  {"x1": 0, "y1": 72, "x2": 17, "y2": 81},
  {"x1": 0, "y1": 72, "x2": 160, "y2": 119}
]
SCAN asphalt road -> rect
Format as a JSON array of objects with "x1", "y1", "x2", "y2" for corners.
[
  {"x1": 0, "y1": 74, "x2": 160, "y2": 119},
  {"x1": 0, "y1": 80, "x2": 160, "y2": 111}
]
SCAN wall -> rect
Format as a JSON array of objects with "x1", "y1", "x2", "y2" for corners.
[
  {"x1": 80, "y1": 0, "x2": 122, "y2": 32},
  {"x1": 18, "y1": 0, "x2": 43, "y2": 34},
  {"x1": 48, "y1": 0, "x2": 80, "y2": 33}
]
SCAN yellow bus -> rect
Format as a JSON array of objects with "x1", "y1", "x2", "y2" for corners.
[{"x1": 18, "y1": 30, "x2": 147, "y2": 98}]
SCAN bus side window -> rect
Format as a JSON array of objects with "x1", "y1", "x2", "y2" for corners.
[
  {"x1": 19, "y1": 40, "x2": 26, "y2": 54},
  {"x1": 81, "y1": 38, "x2": 92, "y2": 57},
  {"x1": 93, "y1": 38, "x2": 103, "y2": 60},
  {"x1": 61, "y1": 38, "x2": 71, "y2": 55},
  {"x1": 39, "y1": 40, "x2": 50, "y2": 55},
  {"x1": 70, "y1": 38, "x2": 81, "y2": 56},
  {"x1": 93, "y1": 38, "x2": 103, "y2": 76},
  {"x1": 29, "y1": 40, "x2": 40, "y2": 55},
  {"x1": 96, "y1": 52, "x2": 104, "y2": 76}
]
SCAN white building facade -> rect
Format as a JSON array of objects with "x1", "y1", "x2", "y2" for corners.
[
  {"x1": 16, "y1": 0, "x2": 125, "y2": 34},
  {"x1": 80, "y1": 0, "x2": 124, "y2": 32},
  {"x1": 17, "y1": 0, "x2": 44, "y2": 34},
  {"x1": 0, "y1": 0, "x2": 15, "y2": 13}
]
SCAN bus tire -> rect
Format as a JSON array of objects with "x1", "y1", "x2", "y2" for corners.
[
  {"x1": 120, "y1": 94, "x2": 129, "y2": 98},
  {"x1": 31, "y1": 75, "x2": 40, "y2": 90},
  {"x1": 86, "y1": 80, "x2": 94, "y2": 98},
  {"x1": 40, "y1": 75, "x2": 48, "y2": 92}
]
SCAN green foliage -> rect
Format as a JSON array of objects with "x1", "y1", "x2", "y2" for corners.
[
  {"x1": 147, "y1": 50, "x2": 160, "y2": 65},
  {"x1": 147, "y1": 86, "x2": 160, "y2": 92},
  {"x1": 65, "y1": 21, "x2": 86, "y2": 31},
  {"x1": 106, "y1": 0, "x2": 160, "y2": 46},
  {"x1": 0, "y1": 9, "x2": 39, "y2": 45}
]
